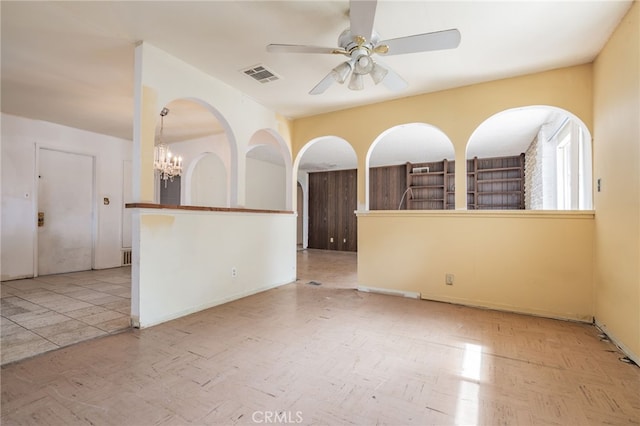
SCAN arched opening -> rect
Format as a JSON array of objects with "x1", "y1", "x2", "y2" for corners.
[
  {"x1": 466, "y1": 106, "x2": 592, "y2": 210},
  {"x1": 366, "y1": 123, "x2": 455, "y2": 210},
  {"x1": 293, "y1": 136, "x2": 357, "y2": 251},
  {"x1": 154, "y1": 98, "x2": 237, "y2": 207},
  {"x1": 246, "y1": 129, "x2": 292, "y2": 210},
  {"x1": 188, "y1": 153, "x2": 227, "y2": 207}
]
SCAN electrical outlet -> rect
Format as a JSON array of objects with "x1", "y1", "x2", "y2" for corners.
[
  {"x1": 231, "y1": 267, "x2": 237, "y2": 278},
  {"x1": 445, "y1": 273, "x2": 454, "y2": 285},
  {"x1": 330, "y1": 237, "x2": 334, "y2": 243}
]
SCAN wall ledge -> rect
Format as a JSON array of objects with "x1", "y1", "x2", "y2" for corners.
[
  {"x1": 126, "y1": 203, "x2": 294, "y2": 215},
  {"x1": 356, "y1": 209, "x2": 595, "y2": 220}
]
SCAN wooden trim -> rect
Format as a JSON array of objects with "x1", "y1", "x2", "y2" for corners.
[
  {"x1": 125, "y1": 203, "x2": 294, "y2": 215},
  {"x1": 356, "y1": 209, "x2": 595, "y2": 219}
]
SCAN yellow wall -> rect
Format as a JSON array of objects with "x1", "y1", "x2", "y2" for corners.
[
  {"x1": 292, "y1": 65, "x2": 597, "y2": 321},
  {"x1": 291, "y1": 6, "x2": 639, "y2": 360},
  {"x1": 358, "y1": 211, "x2": 594, "y2": 321},
  {"x1": 593, "y1": 2, "x2": 640, "y2": 359},
  {"x1": 293, "y1": 64, "x2": 593, "y2": 209}
]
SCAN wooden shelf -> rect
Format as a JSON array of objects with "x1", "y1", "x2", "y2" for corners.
[
  {"x1": 477, "y1": 178, "x2": 523, "y2": 183},
  {"x1": 401, "y1": 154, "x2": 525, "y2": 211},
  {"x1": 478, "y1": 191, "x2": 522, "y2": 195},
  {"x1": 476, "y1": 166, "x2": 522, "y2": 173},
  {"x1": 406, "y1": 160, "x2": 450, "y2": 210},
  {"x1": 409, "y1": 172, "x2": 444, "y2": 177},
  {"x1": 468, "y1": 153, "x2": 525, "y2": 210},
  {"x1": 411, "y1": 185, "x2": 446, "y2": 189}
]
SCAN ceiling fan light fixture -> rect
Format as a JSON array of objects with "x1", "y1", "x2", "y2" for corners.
[
  {"x1": 370, "y1": 62, "x2": 388, "y2": 84},
  {"x1": 331, "y1": 61, "x2": 352, "y2": 84},
  {"x1": 348, "y1": 73, "x2": 364, "y2": 90},
  {"x1": 354, "y1": 54, "x2": 374, "y2": 74}
]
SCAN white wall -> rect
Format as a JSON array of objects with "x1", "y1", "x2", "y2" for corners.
[
  {"x1": 190, "y1": 153, "x2": 227, "y2": 207},
  {"x1": 173, "y1": 133, "x2": 231, "y2": 206},
  {"x1": 137, "y1": 208, "x2": 296, "y2": 327},
  {"x1": 131, "y1": 43, "x2": 296, "y2": 326},
  {"x1": 1, "y1": 113, "x2": 132, "y2": 280},
  {"x1": 245, "y1": 158, "x2": 286, "y2": 210}
]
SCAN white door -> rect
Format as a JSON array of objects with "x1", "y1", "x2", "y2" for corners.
[{"x1": 38, "y1": 148, "x2": 94, "y2": 275}]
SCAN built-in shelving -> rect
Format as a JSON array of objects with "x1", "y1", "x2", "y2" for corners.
[
  {"x1": 467, "y1": 153, "x2": 525, "y2": 210},
  {"x1": 405, "y1": 160, "x2": 452, "y2": 210},
  {"x1": 403, "y1": 154, "x2": 525, "y2": 211}
]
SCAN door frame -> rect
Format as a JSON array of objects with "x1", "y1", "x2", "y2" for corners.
[{"x1": 34, "y1": 145, "x2": 97, "y2": 277}]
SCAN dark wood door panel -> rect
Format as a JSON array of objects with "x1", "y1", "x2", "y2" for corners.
[
  {"x1": 308, "y1": 169, "x2": 357, "y2": 252},
  {"x1": 308, "y1": 172, "x2": 329, "y2": 249}
]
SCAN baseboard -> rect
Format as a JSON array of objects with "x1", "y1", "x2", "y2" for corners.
[
  {"x1": 138, "y1": 279, "x2": 292, "y2": 329},
  {"x1": 357, "y1": 285, "x2": 420, "y2": 299},
  {"x1": 594, "y1": 318, "x2": 640, "y2": 366},
  {"x1": 419, "y1": 293, "x2": 593, "y2": 323}
]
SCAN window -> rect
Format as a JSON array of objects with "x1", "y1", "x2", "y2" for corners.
[{"x1": 553, "y1": 120, "x2": 591, "y2": 210}]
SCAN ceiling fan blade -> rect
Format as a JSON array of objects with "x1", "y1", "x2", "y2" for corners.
[
  {"x1": 309, "y1": 71, "x2": 336, "y2": 95},
  {"x1": 377, "y1": 62, "x2": 408, "y2": 92},
  {"x1": 267, "y1": 44, "x2": 347, "y2": 55},
  {"x1": 379, "y1": 29, "x2": 461, "y2": 56},
  {"x1": 349, "y1": 0, "x2": 377, "y2": 41}
]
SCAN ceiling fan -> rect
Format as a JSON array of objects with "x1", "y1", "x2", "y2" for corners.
[{"x1": 266, "y1": 0, "x2": 461, "y2": 95}]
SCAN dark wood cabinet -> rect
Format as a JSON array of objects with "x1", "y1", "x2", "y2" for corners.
[{"x1": 308, "y1": 169, "x2": 357, "y2": 252}]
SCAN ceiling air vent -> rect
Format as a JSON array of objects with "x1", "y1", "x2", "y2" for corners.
[{"x1": 242, "y1": 65, "x2": 279, "y2": 84}]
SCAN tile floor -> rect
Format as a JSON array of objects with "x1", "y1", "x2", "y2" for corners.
[
  {"x1": 1, "y1": 267, "x2": 131, "y2": 365},
  {"x1": 1, "y1": 249, "x2": 639, "y2": 425}
]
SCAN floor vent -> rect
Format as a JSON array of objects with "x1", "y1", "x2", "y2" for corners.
[
  {"x1": 242, "y1": 64, "x2": 280, "y2": 84},
  {"x1": 122, "y1": 249, "x2": 132, "y2": 266}
]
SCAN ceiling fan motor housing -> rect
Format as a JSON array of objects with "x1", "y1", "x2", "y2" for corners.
[{"x1": 338, "y1": 29, "x2": 380, "y2": 53}]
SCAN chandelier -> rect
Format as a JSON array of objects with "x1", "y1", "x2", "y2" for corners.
[{"x1": 154, "y1": 107, "x2": 182, "y2": 186}]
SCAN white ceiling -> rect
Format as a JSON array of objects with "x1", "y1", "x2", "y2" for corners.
[{"x1": 1, "y1": 1, "x2": 631, "y2": 169}]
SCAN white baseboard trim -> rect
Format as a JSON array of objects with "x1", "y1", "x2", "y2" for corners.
[
  {"x1": 138, "y1": 279, "x2": 293, "y2": 329},
  {"x1": 594, "y1": 318, "x2": 640, "y2": 366},
  {"x1": 357, "y1": 285, "x2": 420, "y2": 299}
]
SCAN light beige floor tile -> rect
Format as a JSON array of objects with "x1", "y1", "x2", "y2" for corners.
[
  {"x1": 57, "y1": 288, "x2": 106, "y2": 302},
  {"x1": 44, "y1": 299, "x2": 94, "y2": 314},
  {"x1": 1, "y1": 329, "x2": 58, "y2": 364},
  {"x1": 45, "y1": 325, "x2": 107, "y2": 347},
  {"x1": 79, "y1": 310, "x2": 126, "y2": 326},
  {"x1": 10, "y1": 310, "x2": 71, "y2": 330},
  {"x1": 94, "y1": 316, "x2": 131, "y2": 333},
  {"x1": 63, "y1": 305, "x2": 110, "y2": 319},
  {"x1": 31, "y1": 319, "x2": 92, "y2": 339},
  {"x1": 1, "y1": 297, "x2": 46, "y2": 317},
  {"x1": 92, "y1": 294, "x2": 127, "y2": 306},
  {"x1": 100, "y1": 299, "x2": 130, "y2": 313},
  {"x1": 1, "y1": 317, "x2": 27, "y2": 337}
]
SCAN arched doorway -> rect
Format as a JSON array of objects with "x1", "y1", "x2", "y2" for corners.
[{"x1": 294, "y1": 136, "x2": 357, "y2": 251}]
